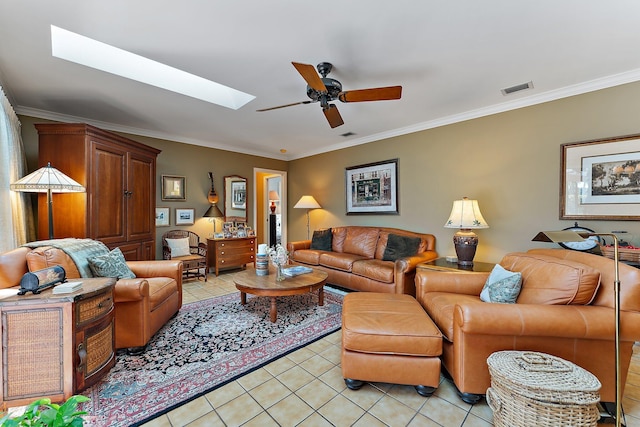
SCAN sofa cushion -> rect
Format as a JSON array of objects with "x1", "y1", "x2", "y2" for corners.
[
  {"x1": 87, "y1": 248, "x2": 136, "y2": 279},
  {"x1": 420, "y1": 292, "x2": 482, "y2": 341},
  {"x1": 332, "y1": 227, "x2": 348, "y2": 252},
  {"x1": 319, "y1": 252, "x2": 368, "y2": 272},
  {"x1": 382, "y1": 233, "x2": 422, "y2": 261},
  {"x1": 310, "y1": 228, "x2": 333, "y2": 251},
  {"x1": 166, "y1": 238, "x2": 190, "y2": 257},
  {"x1": 25, "y1": 247, "x2": 82, "y2": 278},
  {"x1": 291, "y1": 249, "x2": 323, "y2": 265},
  {"x1": 500, "y1": 252, "x2": 601, "y2": 305},
  {"x1": 480, "y1": 264, "x2": 522, "y2": 304},
  {"x1": 343, "y1": 227, "x2": 380, "y2": 258},
  {"x1": 352, "y1": 259, "x2": 394, "y2": 283}
]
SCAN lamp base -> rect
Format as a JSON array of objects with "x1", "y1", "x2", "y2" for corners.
[
  {"x1": 270, "y1": 202, "x2": 276, "y2": 214},
  {"x1": 453, "y1": 229, "x2": 478, "y2": 267}
]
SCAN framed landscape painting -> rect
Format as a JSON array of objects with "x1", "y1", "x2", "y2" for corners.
[
  {"x1": 561, "y1": 134, "x2": 640, "y2": 220},
  {"x1": 345, "y1": 159, "x2": 398, "y2": 215}
]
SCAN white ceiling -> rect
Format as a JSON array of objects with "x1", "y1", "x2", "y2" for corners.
[{"x1": 2, "y1": 1, "x2": 640, "y2": 160}]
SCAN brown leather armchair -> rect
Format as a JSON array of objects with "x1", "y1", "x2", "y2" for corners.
[
  {"x1": 0, "y1": 244, "x2": 183, "y2": 354},
  {"x1": 415, "y1": 248, "x2": 640, "y2": 407}
]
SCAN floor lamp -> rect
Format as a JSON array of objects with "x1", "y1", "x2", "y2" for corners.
[
  {"x1": 10, "y1": 162, "x2": 85, "y2": 239},
  {"x1": 532, "y1": 230, "x2": 622, "y2": 426},
  {"x1": 293, "y1": 195, "x2": 321, "y2": 240}
]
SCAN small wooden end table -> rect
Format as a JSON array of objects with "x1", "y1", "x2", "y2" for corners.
[
  {"x1": 418, "y1": 258, "x2": 496, "y2": 273},
  {"x1": 233, "y1": 268, "x2": 328, "y2": 322}
]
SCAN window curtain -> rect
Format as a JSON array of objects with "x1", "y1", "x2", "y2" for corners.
[{"x1": 0, "y1": 85, "x2": 34, "y2": 252}]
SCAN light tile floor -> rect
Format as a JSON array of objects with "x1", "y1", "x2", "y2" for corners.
[{"x1": 141, "y1": 268, "x2": 640, "y2": 427}]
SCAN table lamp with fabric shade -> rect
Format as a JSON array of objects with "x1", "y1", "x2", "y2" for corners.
[
  {"x1": 268, "y1": 190, "x2": 279, "y2": 214},
  {"x1": 532, "y1": 230, "x2": 623, "y2": 427},
  {"x1": 444, "y1": 197, "x2": 489, "y2": 267},
  {"x1": 294, "y1": 195, "x2": 321, "y2": 240},
  {"x1": 203, "y1": 204, "x2": 224, "y2": 235},
  {"x1": 10, "y1": 162, "x2": 85, "y2": 239}
]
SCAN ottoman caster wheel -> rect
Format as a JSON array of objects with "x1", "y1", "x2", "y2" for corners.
[
  {"x1": 459, "y1": 392, "x2": 483, "y2": 404},
  {"x1": 344, "y1": 378, "x2": 364, "y2": 390},
  {"x1": 415, "y1": 385, "x2": 436, "y2": 397}
]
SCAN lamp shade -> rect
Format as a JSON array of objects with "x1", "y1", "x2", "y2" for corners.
[
  {"x1": 203, "y1": 204, "x2": 224, "y2": 218},
  {"x1": 444, "y1": 197, "x2": 489, "y2": 229},
  {"x1": 268, "y1": 190, "x2": 280, "y2": 201},
  {"x1": 10, "y1": 162, "x2": 84, "y2": 193},
  {"x1": 294, "y1": 195, "x2": 321, "y2": 209}
]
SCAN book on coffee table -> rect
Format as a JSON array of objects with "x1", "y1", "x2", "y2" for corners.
[{"x1": 282, "y1": 266, "x2": 313, "y2": 277}]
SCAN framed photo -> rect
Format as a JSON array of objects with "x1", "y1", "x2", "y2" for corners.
[
  {"x1": 155, "y1": 207, "x2": 170, "y2": 227},
  {"x1": 345, "y1": 159, "x2": 399, "y2": 215},
  {"x1": 561, "y1": 134, "x2": 640, "y2": 220},
  {"x1": 175, "y1": 208, "x2": 195, "y2": 225},
  {"x1": 162, "y1": 175, "x2": 186, "y2": 201},
  {"x1": 231, "y1": 181, "x2": 246, "y2": 209}
]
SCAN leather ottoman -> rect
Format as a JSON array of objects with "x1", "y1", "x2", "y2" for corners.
[{"x1": 341, "y1": 292, "x2": 442, "y2": 396}]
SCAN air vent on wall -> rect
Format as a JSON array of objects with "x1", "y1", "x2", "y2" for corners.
[{"x1": 501, "y1": 81, "x2": 534, "y2": 96}]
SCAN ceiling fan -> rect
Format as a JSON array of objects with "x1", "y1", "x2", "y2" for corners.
[{"x1": 257, "y1": 62, "x2": 402, "y2": 128}]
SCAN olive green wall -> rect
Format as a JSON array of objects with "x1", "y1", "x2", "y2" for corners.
[
  {"x1": 288, "y1": 81, "x2": 640, "y2": 262},
  {"x1": 18, "y1": 115, "x2": 288, "y2": 258}
]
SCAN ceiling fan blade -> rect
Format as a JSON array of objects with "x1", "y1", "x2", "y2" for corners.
[
  {"x1": 323, "y1": 104, "x2": 344, "y2": 128},
  {"x1": 292, "y1": 62, "x2": 327, "y2": 92},
  {"x1": 338, "y1": 85, "x2": 402, "y2": 103},
  {"x1": 256, "y1": 100, "x2": 311, "y2": 112}
]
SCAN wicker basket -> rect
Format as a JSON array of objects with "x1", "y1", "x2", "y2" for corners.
[
  {"x1": 600, "y1": 245, "x2": 640, "y2": 263},
  {"x1": 486, "y1": 351, "x2": 601, "y2": 427}
]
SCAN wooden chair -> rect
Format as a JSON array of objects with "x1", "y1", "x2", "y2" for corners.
[{"x1": 162, "y1": 230, "x2": 207, "y2": 281}]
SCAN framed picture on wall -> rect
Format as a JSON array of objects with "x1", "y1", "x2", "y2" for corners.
[
  {"x1": 561, "y1": 134, "x2": 640, "y2": 220},
  {"x1": 162, "y1": 175, "x2": 186, "y2": 201},
  {"x1": 345, "y1": 158, "x2": 399, "y2": 215},
  {"x1": 175, "y1": 208, "x2": 195, "y2": 225},
  {"x1": 231, "y1": 181, "x2": 246, "y2": 209},
  {"x1": 155, "y1": 207, "x2": 170, "y2": 227}
]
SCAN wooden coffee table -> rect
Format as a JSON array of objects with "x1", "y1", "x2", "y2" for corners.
[{"x1": 233, "y1": 268, "x2": 328, "y2": 322}]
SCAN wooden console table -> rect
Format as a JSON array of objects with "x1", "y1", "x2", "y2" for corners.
[
  {"x1": 0, "y1": 277, "x2": 116, "y2": 408},
  {"x1": 207, "y1": 237, "x2": 256, "y2": 276}
]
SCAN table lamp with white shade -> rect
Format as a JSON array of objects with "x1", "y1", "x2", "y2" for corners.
[{"x1": 444, "y1": 197, "x2": 489, "y2": 267}]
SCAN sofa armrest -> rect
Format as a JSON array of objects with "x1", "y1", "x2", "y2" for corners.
[
  {"x1": 127, "y1": 260, "x2": 183, "y2": 283},
  {"x1": 415, "y1": 269, "x2": 488, "y2": 298},
  {"x1": 114, "y1": 278, "x2": 149, "y2": 303},
  {"x1": 454, "y1": 302, "x2": 640, "y2": 341},
  {"x1": 287, "y1": 240, "x2": 311, "y2": 254}
]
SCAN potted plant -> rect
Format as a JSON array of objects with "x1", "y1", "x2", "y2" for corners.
[{"x1": 0, "y1": 395, "x2": 89, "y2": 426}]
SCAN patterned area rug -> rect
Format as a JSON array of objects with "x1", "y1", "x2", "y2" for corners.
[{"x1": 82, "y1": 289, "x2": 343, "y2": 426}]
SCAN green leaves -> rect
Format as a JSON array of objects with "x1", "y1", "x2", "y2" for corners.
[{"x1": 0, "y1": 395, "x2": 89, "y2": 427}]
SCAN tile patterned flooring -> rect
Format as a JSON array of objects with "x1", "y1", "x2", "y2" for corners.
[{"x1": 141, "y1": 268, "x2": 640, "y2": 427}]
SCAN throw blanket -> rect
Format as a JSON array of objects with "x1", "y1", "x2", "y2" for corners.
[{"x1": 23, "y1": 238, "x2": 110, "y2": 278}]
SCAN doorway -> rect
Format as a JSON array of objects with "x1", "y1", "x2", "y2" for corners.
[{"x1": 253, "y1": 168, "x2": 287, "y2": 248}]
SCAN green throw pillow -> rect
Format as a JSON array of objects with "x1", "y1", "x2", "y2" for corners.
[
  {"x1": 480, "y1": 264, "x2": 522, "y2": 303},
  {"x1": 87, "y1": 247, "x2": 136, "y2": 279},
  {"x1": 310, "y1": 228, "x2": 333, "y2": 251},
  {"x1": 382, "y1": 234, "x2": 421, "y2": 261}
]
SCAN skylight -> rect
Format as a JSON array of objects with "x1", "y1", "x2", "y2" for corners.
[{"x1": 50, "y1": 25, "x2": 255, "y2": 110}]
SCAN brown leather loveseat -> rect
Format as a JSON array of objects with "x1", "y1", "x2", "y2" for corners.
[
  {"x1": 415, "y1": 248, "x2": 640, "y2": 407},
  {"x1": 0, "y1": 241, "x2": 183, "y2": 354},
  {"x1": 288, "y1": 226, "x2": 437, "y2": 295}
]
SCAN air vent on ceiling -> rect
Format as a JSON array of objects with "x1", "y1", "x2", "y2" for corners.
[
  {"x1": 341, "y1": 132, "x2": 356, "y2": 137},
  {"x1": 501, "y1": 81, "x2": 534, "y2": 96}
]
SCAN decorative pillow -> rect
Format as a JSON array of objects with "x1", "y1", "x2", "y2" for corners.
[
  {"x1": 310, "y1": 228, "x2": 332, "y2": 251},
  {"x1": 480, "y1": 264, "x2": 522, "y2": 304},
  {"x1": 87, "y1": 248, "x2": 136, "y2": 279},
  {"x1": 166, "y1": 237, "x2": 191, "y2": 257},
  {"x1": 382, "y1": 234, "x2": 422, "y2": 261}
]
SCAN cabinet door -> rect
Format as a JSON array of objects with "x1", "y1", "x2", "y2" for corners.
[
  {"x1": 90, "y1": 141, "x2": 127, "y2": 244},
  {"x1": 126, "y1": 153, "x2": 155, "y2": 244}
]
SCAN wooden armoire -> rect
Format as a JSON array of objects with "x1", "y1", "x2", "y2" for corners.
[{"x1": 35, "y1": 123, "x2": 161, "y2": 260}]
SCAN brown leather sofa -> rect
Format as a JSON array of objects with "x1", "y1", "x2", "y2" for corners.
[
  {"x1": 415, "y1": 248, "x2": 640, "y2": 406},
  {"x1": 0, "y1": 244, "x2": 183, "y2": 354},
  {"x1": 288, "y1": 226, "x2": 437, "y2": 295}
]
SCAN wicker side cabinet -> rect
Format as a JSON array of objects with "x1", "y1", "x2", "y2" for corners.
[{"x1": 0, "y1": 277, "x2": 116, "y2": 409}]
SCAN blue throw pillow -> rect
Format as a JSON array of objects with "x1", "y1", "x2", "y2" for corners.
[
  {"x1": 480, "y1": 264, "x2": 522, "y2": 303},
  {"x1": 87, "y1": 247, "x2": 136, "y2": 279}
]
